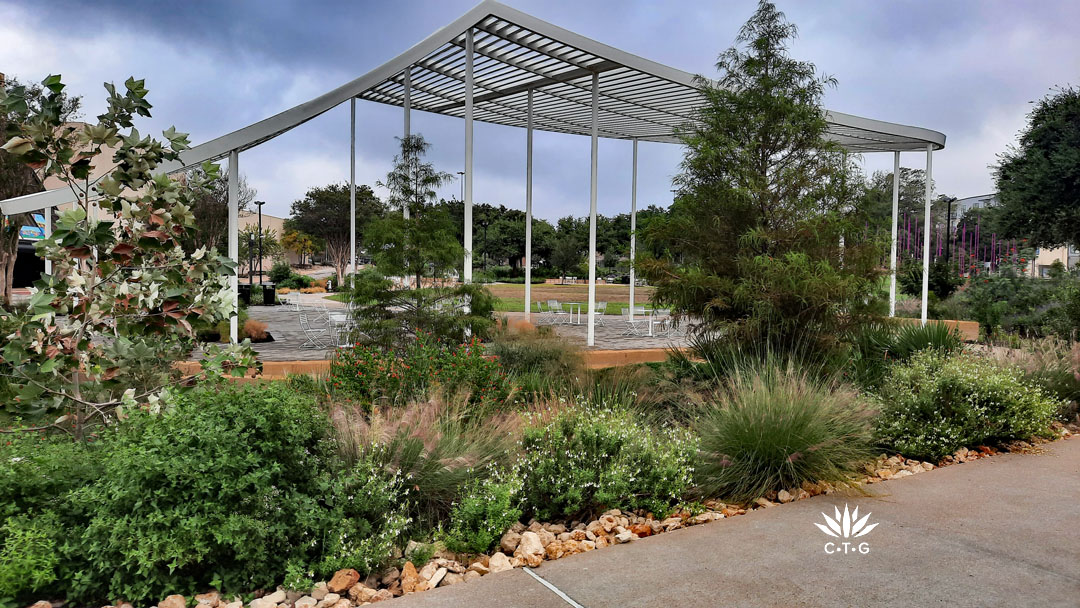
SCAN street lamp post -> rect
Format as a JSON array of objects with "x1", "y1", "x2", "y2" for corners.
[
  {"x1": 254, "y1": 200, "x2": 266, "y2": 282},
  {"x1": 248, "y1": 232, "x2": 255, "y2": 286},
  {"x1": 943, "y1": 196, "x2": 957, "y2": 266}
]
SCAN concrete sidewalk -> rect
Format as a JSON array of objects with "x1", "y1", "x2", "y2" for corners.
[{"x1": 390, "y1": 438, "x2": 1080, "y2": 608}]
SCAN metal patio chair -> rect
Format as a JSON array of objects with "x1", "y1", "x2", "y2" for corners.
[
  {"x1": 547, "y1": 299, "x2": 570, "y2": 324},
  {"x1": 298, "y1": 307, "x2": 329, "y2": 349}
]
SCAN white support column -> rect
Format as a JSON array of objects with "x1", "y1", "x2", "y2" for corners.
[
  {"x1": 921, "y1": 144, "x2": 933, "y2": 326},
  {"x1": 228, "y1": 149, "x2": 239, "y2": 343},
  {"x1": 629, "y1": 138, "x2": 638, "y2": 321},
  {"x1": 463, "y1": 29, "x2": 474, "y2": 284},
  {"x1": 587, "y1": 72, "x2": 599, "y2": 347},
  {"x1": 349, "y1": 98, "x2": 357, "y2": 287},
  {"x1": 524, "y1": 89, "x2": 534, "y2": 315},
  {"x1": 888, "y1": 150, "x2": 899, "y2": 318},
  {"x1": 43, "y1": 208, "x2": 52, "y2": 275},
  {"x1": 403, "y1": 66, "x2": 411, "y2": 222}
]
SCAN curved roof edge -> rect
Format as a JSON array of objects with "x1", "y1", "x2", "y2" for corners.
[{"x1": 1, "y1": 0, "x2": 945, "y2": 215}]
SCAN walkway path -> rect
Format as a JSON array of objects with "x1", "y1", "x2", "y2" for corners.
[{"x1": 389, "y1": 438, "x2": 1080, "y2": 607}]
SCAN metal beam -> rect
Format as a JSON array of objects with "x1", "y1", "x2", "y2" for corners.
[
  {"x1": 889, "y1": 150, "x2": 899, "y2": 317},
  {"x1": 228, "y1": 150, "x2": 239, "y2": 343},
  {"x1": 629, "y1": 138, "x2": 637, "y2": 321},
  {"x1": 921, "y1": 144, "x2": 933, "y2": 325},
  {"x1": 464, "y1": 28, "x2": 474, "y2": 284},
  {"x1": 350, "y1": 98, "x2": 356, "y2": 287},
  {"x1": 427, "y1": 60, "x2": 619, "y2": 112},
  {"x1": 587, "y1": 72, "x2": 598, "y2": 347},
  {"x1": 525, "y1": 88, "x2": 534, "y2": 315}
]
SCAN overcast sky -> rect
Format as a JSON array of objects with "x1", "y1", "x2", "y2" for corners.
[{"x1": 2, "y1": 0, "x2": 1078, "y2": 221}]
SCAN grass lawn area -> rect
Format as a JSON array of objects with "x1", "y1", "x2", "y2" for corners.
[{"x1": 487, "y1": 283, "x2": 654, "y2": 312}]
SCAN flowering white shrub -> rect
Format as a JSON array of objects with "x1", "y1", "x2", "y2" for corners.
[
  {"x1": 875, "y1": 350, "x2": 1061, "y2": 460},
  {"x1": 516, "y1": 401, "x2": 696, "y2": 520}
]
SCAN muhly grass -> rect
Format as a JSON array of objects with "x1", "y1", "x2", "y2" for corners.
[{"x1": 694, "y1": 363, "x2": 877, "y2": 503}]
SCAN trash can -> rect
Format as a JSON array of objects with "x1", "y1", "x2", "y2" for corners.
[
  {"x1": 238, "y1": 283, "x2": 252, "y2": 306},
  {"x1": 261, "y1": 282, "x2": 277, "y2": 306}
]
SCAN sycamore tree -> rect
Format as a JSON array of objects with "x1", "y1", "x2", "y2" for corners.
[
  {"x1": 0, "y1": 75, "x2": 82, "y2": 305},
  {"x1": 287, "y1": 183, "x2": 383, "y2": 284},
  {"x1": 638, "y1": 1, "x2": 879, "y2": 347},
  {"x1": 0, "y1": 75, "x2": 254, "y2": 439},
  {"x1": 995, "y1": 86, "x2": 1080, "y2": 248}
]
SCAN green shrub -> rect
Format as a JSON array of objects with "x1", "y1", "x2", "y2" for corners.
[
  {"x1": 268, "y1": 260, "x2": 294, "y2": 283},
  {"x1": 329, "y1": 332, "x2": 514, "y2": 413},
  {"x1": 67, "y1": 383, "x2": 405, "y2": 603},
  {"x1": 875, "y1": 350, "x2": 1061, "y2": 460},
  {"x1": 0, "y1": 512, "x2": 61, "y2": 599},
  {"x1": 0, "y1": 432, "x2": 102, "y2": 522},
  {"x1": 0, "y1": 433, "x2": 102, "y2": 602},
  {"x1": 443, "y1": 470, "x2": 523, "y2": 554},
  {"x1": 516, "y1": 403, "x2": 695, "y2": 520},
  {"x1": 694, "y1": 364, "x2": 876, "y2": 502}
]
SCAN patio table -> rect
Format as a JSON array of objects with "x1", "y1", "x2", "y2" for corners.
[{"x1": 564, "y1": 302, "x2": 584, "y2": 325}]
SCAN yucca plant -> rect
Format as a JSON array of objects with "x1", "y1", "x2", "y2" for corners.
[{"x1": 695, "y1": 363, "x2": 877, "y2": 502}]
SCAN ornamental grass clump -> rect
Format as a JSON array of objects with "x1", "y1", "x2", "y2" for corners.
[
  {"x1": 331, "y1": 396, "x2": 520, "y2": 528},
  {"x1": 694, "y1": 364, "x2": 876, "y2": 503},
  {"x1": 516, "y1": 402, "x2": 696, "y2": 520},
  {"x1": 875, "y1": 350, "x2": 1062, "y2": 461}
]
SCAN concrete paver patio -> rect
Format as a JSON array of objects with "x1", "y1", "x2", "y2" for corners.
[
  {"x1": 241, "y1": 295, "x2": 688, "y2": 361},
  {"x1": 388, "y1": 438, "x2": 1080, "y2": 608}
]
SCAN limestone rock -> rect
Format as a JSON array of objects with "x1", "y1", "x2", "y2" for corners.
[
  {"x1": 777, "y1": 489, "x2": 794, "y2": 503},
  {"x1": 400, "y1": 561, "x2": 422, "y2": 594},
  {"x1": 28, "y1": 603, "x2": 51, "y2": 608},
  {"x1": 328, "y1": 569, "x2": 360, "y2": 594},
  {"x1": 195, "y1": 591, "x2": 221, "y2": 608},
  {"x1": 370, "y1": 589, "x2": 394, "y2": 603},
  {"x1": 691, "y1": 512, "x2": 723, "y2": 525},
  {"x1": 418, "y1": 562, "x2": 438, "y2": 582},
  {"x1": 314, "y1": 592, "x2": 339, "y2": 608},
  {"x1": 488, "y1": 552, "x2": 513, "y2": 573},
  {"x1": 380, "y1": 567, "x2": 400, "y2": 587},
  {"x1": 329, "y1": 600, "x2": 352, "y2": 608},
  {"x1": 294, "y1": 598, "x2": 317, "y2": 608},
  {"x1": 427, "y1": 567, "x2": 448, "y2": 588},
  {"x1": 311, "y1": 582, "x2": 329, "y2": 601},
  {"x1": 753, "y1": 497, "x2": 775, "y2": 508},
  {"x1": 468, "y1": 561, "x2": 490, "y2": 575},
  {"x1": 463, "y1": 570, "x2": 481, "y2": 583},
  {"x1": 629, "y1": 523, "x2": 653, "y2": 537},
  {"x1": 160, "y1": 595, "x2": 186, "y2": 608},
  {"x1": 514, "y1": 531, "x2": 545, "y2": 567},
  {"x1": 614, "y1": 530, "x2": 634, "y2": 544},
  {"x1": 599, "y1": 514, "x2": 618, "y2": 533},
  {"x1": 500, "y1": 530, "x2": 522, "y2": 553},
  {"x1": 537, "y1": 528, "x2": 556, "y2": 548},
  {"x1": 544, "y1": 523, "x2": 568, "y2": 535},
  {"x1": 440, "y1": 572, "x2": 464, "y2": 587}
]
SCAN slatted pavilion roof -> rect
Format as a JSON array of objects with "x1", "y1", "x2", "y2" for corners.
[{"x1": 1, "y1": 0, "x2": 945, "y2": 215}]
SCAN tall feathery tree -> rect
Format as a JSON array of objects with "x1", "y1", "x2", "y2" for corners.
[
  {"x1": 367, "y1": 134, "x2": 460, "y2": 284},
  {"x1": 638, "y1": 0, "x2": 878, "y2": 347}
]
